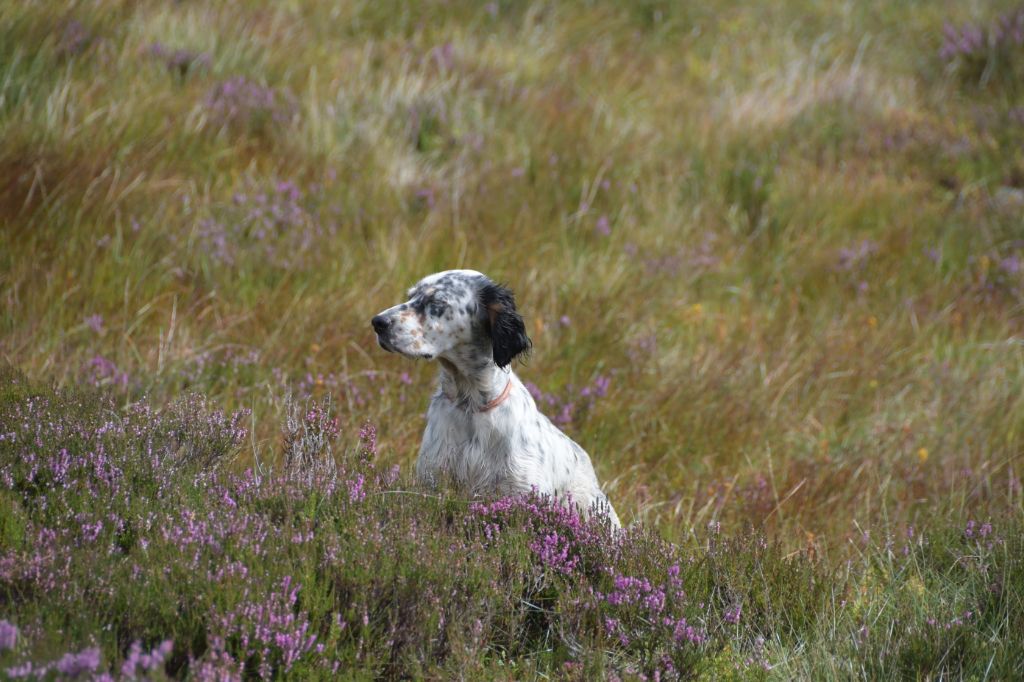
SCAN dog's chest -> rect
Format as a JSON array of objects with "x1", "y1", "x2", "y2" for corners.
[{"x1": 417, "y1": 399, "x2": 510, "y2": 492}]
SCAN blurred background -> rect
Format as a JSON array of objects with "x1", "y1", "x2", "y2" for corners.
[{"x1": 1, "y1": 0, "x2": 1022, "y2": 547}]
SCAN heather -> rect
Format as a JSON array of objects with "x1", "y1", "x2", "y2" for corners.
[
  {"x1": 1, "y1": 0, "x2": 1023, "y2": 678},
  {"x1": 2, "y1": 369, "x2": 1022, "y2": 678}
]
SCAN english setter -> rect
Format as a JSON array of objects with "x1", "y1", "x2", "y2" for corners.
[{"x1": 372, "y1": 269, "x2": 620, "y2": 528}]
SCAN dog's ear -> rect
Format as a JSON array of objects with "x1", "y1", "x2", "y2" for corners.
[{"x1": 480, "y1": 282, "x2": 532, "y2": 368}]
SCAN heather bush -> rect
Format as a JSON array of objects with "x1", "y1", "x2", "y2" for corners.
[
  {"x1": 202, "y1": 76, "x2": 297, "y2": 137},
  {"x1": 941, "y1": 8, "x2": 1024, "y2": 87},
  {"x1": 1, "y1": 369, "x2": 1020, "y2": 679}
]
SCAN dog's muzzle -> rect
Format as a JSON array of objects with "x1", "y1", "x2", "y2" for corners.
[{"x1": 371, "y1": 314, "x2": 394, "y2": 351}]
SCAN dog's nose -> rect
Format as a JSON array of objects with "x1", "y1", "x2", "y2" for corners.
[{"x1": 371, "y1": 315, "x2": 391, "y2": 334}]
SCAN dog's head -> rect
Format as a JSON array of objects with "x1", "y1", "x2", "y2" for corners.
[{"x1": 371, "y1": 270, "x2": 531, "y2": 369}]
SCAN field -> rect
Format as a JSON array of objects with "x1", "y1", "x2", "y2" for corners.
[{"x1": 1, "y1": 0, "x2": 1023, "y2": 678}]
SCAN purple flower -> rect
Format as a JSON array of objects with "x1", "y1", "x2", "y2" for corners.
[
  {"x1": 146, "y1": 42, "x2": 211, "y2": 75},
  {"x1": 121, "y1": 639, "x2": 174, "y2": 679},
  {"x1": 595, "y1": 214, "x2": 611, "y2": 236},
  {"x1": 204, "y1": 77, "x2": 296, "y2": 131},
  {"x1": 359, "y1": 421, "x2": 377, "y2": 460},
  {"x1": 836, "y1": 240, "x2": 878, "y2": 271},
  {"x1": 197, "y1": 177, "x2": 331, "y2": 268},
  {"x1": 940, "y1": 10, "x2": 1024, "y2": 70},
  {"x1": 530, "y1": 531, "x2": 579, "y2": 574},
  {"x1": 211, "y1": 576, "x2": 318, "y2": 674},
  {"x1": 347, "y1": 473, "x2": 366, "y2": 502},
  {"x1": 430, "y1": 42, "x2": 455, "y2": 70},
  {"x1": 57, "y1": 20, "x2": 91, "y2": 57},
  {"x1": 55, "y1": 646, "x2": 101, "y2": 677},
  {"x1": 84, "y1": 314, "x2": 104, "y2": 333},
  {"x1": 672, "y1": 617, "x2": 706, "y2": 645},
  {"x1": 0, "y1": 620, "x2": 18, "y2": 652},
  {"x1": 304, "y1": 404, "x2": 339, "y2": 440},
  {"x1": 86, "y1": 355, "x2": 129, "y2": 390},
  {"x1": 523, "y1": 373, "x2": 611, "y2": 425}
]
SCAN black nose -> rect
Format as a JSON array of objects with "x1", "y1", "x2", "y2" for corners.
[{"x1": 371, "y1": 315, "x2": 391, "y2": 334}]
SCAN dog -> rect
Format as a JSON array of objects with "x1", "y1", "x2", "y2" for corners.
[{"x1": 371, "y1": 269, "x2": 620, "y2": 527}]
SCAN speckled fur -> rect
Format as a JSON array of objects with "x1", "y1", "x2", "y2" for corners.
[{"x1": 372, "y1": 269, "x2": 620, "y2": 527}]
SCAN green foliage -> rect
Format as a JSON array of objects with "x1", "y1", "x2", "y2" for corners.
[{"x1": 1, "y1": 0, "x2": 1023, "y2": 676}]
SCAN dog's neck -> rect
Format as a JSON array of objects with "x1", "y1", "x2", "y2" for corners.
[{"x1": 437, "y1": 356, "x2": 511, "y2": 411}]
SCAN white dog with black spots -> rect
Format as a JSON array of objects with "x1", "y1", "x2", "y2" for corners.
[{"x1": 372, "y1": 269, "x2": 620, "y2": 528}]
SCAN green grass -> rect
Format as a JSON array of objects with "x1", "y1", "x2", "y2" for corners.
[{"x1": 0, "y1": 0, "x2": 1022, "y2": 676}]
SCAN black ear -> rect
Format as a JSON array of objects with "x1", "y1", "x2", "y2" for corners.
[{"x1": 480, "y1": 282, "x2": 532, "y2": 368}]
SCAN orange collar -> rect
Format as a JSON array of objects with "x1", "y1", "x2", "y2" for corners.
[{"x1": 479, "y1": 379, "x2": 512, "y2": 413}]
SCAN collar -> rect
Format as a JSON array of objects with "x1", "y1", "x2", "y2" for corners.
[{"x1": 479, "y1": 379, "x2": 512, "y2": 413}]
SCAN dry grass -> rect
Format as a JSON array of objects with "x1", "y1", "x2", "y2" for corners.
[{"x1": 1, "y1": 0, "x2": 1022, "y2": 552}]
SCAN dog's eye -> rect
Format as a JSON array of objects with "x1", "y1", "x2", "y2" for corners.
[{"x1": 428, "y1": 301, "x2": 448, "y2": 317}]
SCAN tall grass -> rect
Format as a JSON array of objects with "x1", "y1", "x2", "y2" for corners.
[{"x1": 1, "y1": 0, "x2": 1022, "y2": 676}]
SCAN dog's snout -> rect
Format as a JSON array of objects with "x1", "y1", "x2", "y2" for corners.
[{"x1": 371, "y1": 314, "x2": 392, "y2": 334}]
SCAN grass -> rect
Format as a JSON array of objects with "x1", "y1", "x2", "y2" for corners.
[
  {"x1": 0, "y1": 368, "x2": 1021, "y2": 679},
  {"x1": 0, "y1": 0, "x2": 1022, "y2": 678}
]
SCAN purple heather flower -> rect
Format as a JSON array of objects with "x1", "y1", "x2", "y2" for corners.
[
  {"x1": 359, "y1": 421, "x2": 377, "y2": 460},
  {"x1": 204, "y1": 76, "x2": 295, "y2": 130},
  {"x1": 86, "y1": 355, "x2": 129, "y2": 389},
  {"x1": 0, "y1": 620, "x2": 17, "y2": 652},
  {"x1": 211, "y1": 576, "x2": 317, "y2": 674},
  {"x1": 837, "y1": 239, "x2": 878, "y2": 271},
  {"x1": 940, "y1": 10, "x2": 1024, "y2": 64},
  {"x1": 84, "y1": 314, "x2": 104, "y2": 333},
  {"x1": 530, "y1": 531, "x2": 579, "y2": 574},
  {"x1": 122, "y1": 639, "x2": 174, "y2": 678},
  {"x1": 999, "y1": 255, "x2": 1021, "y2": 274},
  {"x1": 431, "y1": 42, "x2": 455, "y2": 70},
  {"x1": 57, "y1": 20, "x2": 90, "y2": 57},
  {"x1": 595, "y1": 214, "x2": 611, "y2": 236},
  {"x1": 5, "y1": 662, "x2": 35, "y2": 678},
  {"x1": 347, "y1": 473, "x2": 366, "y2": 502},
  {"x1": 147, "y1": 42, "x2": 211, "y2": 75},
  {"x1": 415, "y1": 187, "x2": 436, "y2": 208},
  {"x1": 55, "y1": 646, "x2": 102, "y2": 676}
]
